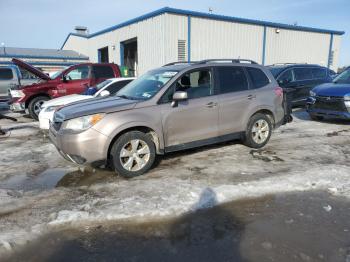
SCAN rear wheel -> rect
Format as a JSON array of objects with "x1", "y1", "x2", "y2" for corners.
[
  {"x1": 243, "y1": 113, "x2": 272, "y2": 148},
  {"x1": 110, "y1": 131, "x2": 156, "y2": 178},
  {"x1": 28, "y1": 96, "x2": 49, "y2": 120}
]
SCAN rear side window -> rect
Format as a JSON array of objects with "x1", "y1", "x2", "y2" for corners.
[
  {"x1": 93, "y1": 66, "x2": 115, "y2": 79},
  {"x1": 312, "y1": 68, "x2": 327, "y2": 79},
  {"x1": 105, "y1": 80, "x2": 133, "y2": 95},
  {"x1": 294, "y1": 68, "x2": 313, "y2": 81},
  {"x1": 217, "y1": 67, "x2": 248, "y2": 94},
  {"x1": 0, "y1": 68, "x2": 13, "y2": 80},
  {"x1": 246, "y1": 67, "x2": 270, "y2": 89}
]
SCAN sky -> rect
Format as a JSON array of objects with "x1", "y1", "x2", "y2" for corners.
[{"x1": 0, "y1": 0, "x2": 349, "y2": 67}]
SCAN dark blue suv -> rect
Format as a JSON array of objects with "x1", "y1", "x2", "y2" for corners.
[
  {"x1": 268, "y1": 64, "x2": 333, "y2": 106},
  {"x1": 306, "y1": 67, "x2": 350, "y2": 120}
]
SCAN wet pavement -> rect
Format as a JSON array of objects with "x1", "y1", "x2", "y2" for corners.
[
  {"x1": 5, "y1": 190, "x2": 350, "y2": 262},
  {"x1": 0, "y1": 167, "x2": 117, "y2": 192}
]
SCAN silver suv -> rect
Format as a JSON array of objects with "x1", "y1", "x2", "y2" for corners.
[{"x1": 49, "y1": 59, "x2": 287, "y2": 177}]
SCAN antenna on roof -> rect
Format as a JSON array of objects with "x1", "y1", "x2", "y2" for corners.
[{"x1": 208, "y1": 7, "x2": 213, "y2": 14}]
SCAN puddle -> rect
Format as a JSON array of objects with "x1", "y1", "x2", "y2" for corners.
[
  {"x1": 0, "y1": 167, "x2": 117, "y2": 192},
  {"x1": 5, "y1": 191, "x2": 350, "y2": 262}
]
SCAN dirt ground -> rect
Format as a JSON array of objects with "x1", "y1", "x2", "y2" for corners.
[{"x1": 0, "y1": 110, "x2": 349, "y2": 261}]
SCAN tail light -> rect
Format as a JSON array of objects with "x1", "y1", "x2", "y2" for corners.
[{"x1": 274, "y1": 87, "x2": 283, "y2": 97}]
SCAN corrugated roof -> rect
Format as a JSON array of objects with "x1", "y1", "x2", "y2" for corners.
[
  {"x1": 61, "y1": 7, "x2": 345, "y2": 49},
  {"x1": 0, "y1": 47, "x2": 89, "y2": 60}
]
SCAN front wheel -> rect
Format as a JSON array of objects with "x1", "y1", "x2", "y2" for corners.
[
  {"x1": 110, "y1": 131, "x2": 156, "y2": 178},
  {"x1": 243, "y1": 113, "x2": 272, "y2": 148},
  {"x1": 28, "y1": 96, "x2": 49, "y2": 120}
]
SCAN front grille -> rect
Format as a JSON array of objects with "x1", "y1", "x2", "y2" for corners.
[{"x1": 313, "y1": 96, "x2": 347, "y2": 111}]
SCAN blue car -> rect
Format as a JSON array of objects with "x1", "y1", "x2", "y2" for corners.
[{"x1": 307, "y1": 67, "x2": 350, "y2": 120}]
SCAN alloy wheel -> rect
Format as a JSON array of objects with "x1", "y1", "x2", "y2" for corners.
[
  {"x1": 251, "y1": 119, "x2": 270, "y2": 144},
  {"x1": 119, "y1": 139, "x2": 151, "y2": 171}
]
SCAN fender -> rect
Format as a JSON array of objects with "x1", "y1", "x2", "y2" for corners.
[
  {"x1": 242, "y1": 104, "x2": 276, "y2": 128},
  {"x1": 99, "y1": 120, "x2": 165, "y2": 158}
]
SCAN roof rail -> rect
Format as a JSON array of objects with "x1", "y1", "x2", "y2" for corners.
[
  {"x1": 197, "y1": 59, "x2": 258, "y2": 65},
  {"x1": 270, "y1": 63, "x2": 308, "y2": 66},
  {"x1": 163, "y1": 61, "x2": 197, "y2": 67}
]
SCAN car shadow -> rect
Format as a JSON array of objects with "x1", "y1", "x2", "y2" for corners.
[{"x1": 152, "y1": 139, "x2": 241, "y2": 170}]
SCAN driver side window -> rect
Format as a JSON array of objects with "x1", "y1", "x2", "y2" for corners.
[
  {"x1": 278, "y1": 69, "x2": 293, "y2": 84},
  {"x1": 162, "y1": 69, "x2": 212, "y2": 103},
  {"x1": 65, "y1": 65, "x2": 89, "y2": 80}
]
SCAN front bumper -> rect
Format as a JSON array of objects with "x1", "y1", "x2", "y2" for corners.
[
  {"x1": 38, "y1": 110, "x2": 53, "y2": 130},
  {"x1": 49, "y1": 125, "x2": 111, "y2": 165},
  {"x1": 306, "y1": 97, "x2": 350, "y2": 120}
]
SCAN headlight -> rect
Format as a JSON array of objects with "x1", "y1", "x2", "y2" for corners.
[
  {"x1": 10, "y1": 90, "x2": 25, "y2": 98},
  {"x1": 61, "y1": 113, "x2": 105, "y2": 132},
  {"x1": 45, "y1": 105, "x2": 61, "y2": 112},
  {"x1": 309, "y1": 90, "x2": 316, "y2": 97}
]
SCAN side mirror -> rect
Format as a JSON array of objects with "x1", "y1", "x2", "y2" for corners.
[
  {"x1": 173, "y1": 91, "x2": 188, "y2": 101},
  {"x1": 171, "y1": 91, "x2": 188, "y2": 107},
  {"x1": 100, "y1": 90, "x2": 110, "y2": 97},
  {"x1": 62, "y1": 75, "x2": 68, "y2": 83}
]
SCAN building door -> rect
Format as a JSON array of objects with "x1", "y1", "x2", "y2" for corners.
[
  {"x1": 121, "y1": 38, "x2": 138, "y2": 76},
  {"x1": 98, "y1": 47, "x2": 109, "y2": 63}
]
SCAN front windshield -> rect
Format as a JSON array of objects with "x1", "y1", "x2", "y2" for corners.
[
  {"x1": 333, "y1": 69, "x2": 350, "y2": 84},
  {"x1": 116, "y1": 69, "x2": 179, "y2": 100},
  {"x1": 268, "y1": 67, "x2": 284, "y2": 78}
]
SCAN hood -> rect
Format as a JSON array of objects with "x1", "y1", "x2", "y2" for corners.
[
  {"x1": 313, "y1": 83, "x2": 350, "y2": 97},
  {"x1": 42, "y1": 94, "x2": 92, "y2": 108},
  {"x1": 12, "y1": 58, "x2": 51, "y2": 81},
  {"x1": 55, "y1": 96, "x2": 137, "y2": 120}
]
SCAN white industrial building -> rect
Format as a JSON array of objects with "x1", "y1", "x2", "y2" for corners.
[{"x1": 61, "y1": 7, "x2": 344, "y2": 75}]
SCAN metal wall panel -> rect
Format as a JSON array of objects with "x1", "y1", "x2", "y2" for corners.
[
  {"x1": 63, "y1": 12, "x2": 342, "y2": 74},
  {"x1": 264, "y1": 27, "x2": 331, "y2": 68},
  {"x1": 331, "y1": 35, "x2": 342, "y2": 70},
  {"x1": 163, "y1": 14, "x2": 188, "y2": 63},
  {"x1": 64, "y1": 14, "x2": 167, "y2": 75},
  {"x1": 190, "y1": 17, "x2": 264, "y2": 63},
  {"x1": 62, "y1": 35, "x2": 89, "y2": 57}
]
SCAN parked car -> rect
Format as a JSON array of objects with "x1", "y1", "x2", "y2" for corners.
[
  {"x1": 9, "y1": 58, "x2": 121, "y2": 120},
  {"x1": 268, "y1": 64, "x2": 333, "y2": 106},
  {"x1": 49, "y1": 59, "x2": 289, "y2": 178},
  {"x1": 0, "y1": 64, "x2": 39, "y2": 101},
  {"x1": 306, "y1": 67, "x2": 350, "y2": 120},
  {"x1": 39, "y1": 77, "x2": 135, "y2": 129}
]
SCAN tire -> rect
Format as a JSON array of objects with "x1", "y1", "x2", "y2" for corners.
[
  {"x1": 110, "y1": 131, "x2": 156, "y2": 178},
  {"x1": 28, "y1": 96, "x2": 49, "y2": 120},
  {"x1": 243, "y1": 113, "x2": 273, "y2": 149},
  {"x1": 309, "y1": 114, "x2": 323, "y2": 121}
]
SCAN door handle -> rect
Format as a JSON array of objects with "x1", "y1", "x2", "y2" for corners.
[
  {"x1": 247, "y1": 94, "x2": 256, "y2": 100},
  {"x1": 206, "y1": 102, "x2": 217, "y2": 108}
]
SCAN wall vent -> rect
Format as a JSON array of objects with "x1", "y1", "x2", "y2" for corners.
[{"x1": 178, "y1": 40, "x2": 186, "y2": 62}]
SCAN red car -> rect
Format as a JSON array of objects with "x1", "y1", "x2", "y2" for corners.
[{"x1": 9, "y1": 59, "x2": 121, "y2": 119}]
